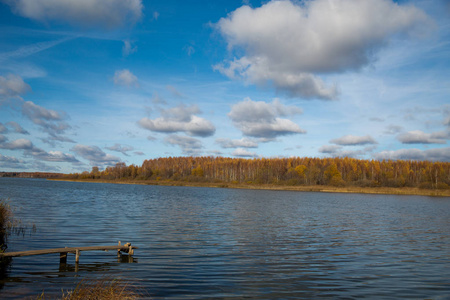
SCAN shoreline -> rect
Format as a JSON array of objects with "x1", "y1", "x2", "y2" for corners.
[{"x1": 49, "y1": 178, "x2": 450, "y2": 197}]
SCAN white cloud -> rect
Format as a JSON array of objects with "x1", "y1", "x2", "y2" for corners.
[
  {"x1": 0, "y1": 138, "x2": 33, "y2": 150},
  {"x1": 113, "y1": 69, "x2": 139, "y2": 87},
  {"x1": 138, "y1": 104, "x2": 215, "y2": 137},
  {"x1": 6, "y1": 121, "x2": 29, "y2": 134},
  {"x1": 228, "y1": 98, "x2": 305, "y2": 138},
  {"x1": 30, "y1": 160, "x2": 60, "y2": 172},
  {"x1": 384, "y1": 124, "x2": 404, "y2": 135},
  {"x1": 397, "y1": 130, "x2": 449, "y2": 144},
  {"x1": 165, "y1": 134, "x2": 203, "y2": 155},
  {"x1": 27, "y1": 147, "x2": 79, "y2": 162},
  {"x1": 231, "y1": 148, "x2": 258, "y2": 157},
  {"x1": 0, "y1": 38, "x2": 72, "y2": 63},
  {"x1": 21, "y1": 100, "x2": 73, "y2": 143},
  {"x1": 0, "y1": 123, "x2": 7, "y2": 134},
  {"x1": 216, "y1": 137, "x2": 258, "y2": 149},
  {"x1": 72, "y1": 144, "x2": 121, "y2": 166},
  {"x1": 122, "y1": 40, "x2": 137, "y2": 57},
  {"x1": 0, "y1": 137, "x2": 78, "y2": 165},
  {"x1": 4, "y1": 0, "x2": 143, "y2": 29},
  {"x1": 0, "y1": 153, "x2": 25, "y2": 169},
  {"x1": 215, "y1": 0, "x2": 431, "y2": 99},
  {"x1": 330, "y1": 135, "x2": 377, "y2": 146},
  {"x1": 105, "y1": 143, "x2": 134, "y2": 156},
  {"x1": 22, "y1": 100, "x2": 62, "y2": 122},
  {"x1": 0, "y1": 74, "x2": 30, "y2": 102},
  {"x1": 374, "y1": 147, "x2": 450, "y2": 162},
  {"x1": 318, "y1": 145, "x2": 342, "y2": 154},
  {"x1": 319, "y1": 144, "x2": 376, "y2": 158}
]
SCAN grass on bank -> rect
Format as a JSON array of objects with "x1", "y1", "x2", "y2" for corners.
[{"x1": 37, "y1": 278, "x2": 142, "y2": 300}]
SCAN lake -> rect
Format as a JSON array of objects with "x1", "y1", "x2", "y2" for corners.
[{"x1": 0, "y1": 178, "x2": 449, "y2": 299}]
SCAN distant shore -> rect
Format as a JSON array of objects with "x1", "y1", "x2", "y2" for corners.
[{"x1": 49, "y1": 178, "x2": 450, "y2": 197}]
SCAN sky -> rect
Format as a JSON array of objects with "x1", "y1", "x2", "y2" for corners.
[{"x1": 0, "y1": 0, "x2": 449, "y2": 173}]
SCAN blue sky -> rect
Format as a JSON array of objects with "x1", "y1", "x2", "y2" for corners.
[{"x1": 0, "y1": 0, "x2": 449, "y2": 173}]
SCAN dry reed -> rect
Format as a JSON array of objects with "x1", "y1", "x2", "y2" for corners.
[{"x1": 37, "y1": 278, "x2": 143, "y2": 300}]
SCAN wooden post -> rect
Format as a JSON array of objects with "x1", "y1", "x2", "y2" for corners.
[
  {"x1": 59, "y1": 252, "x2": 67, "y2": 264},
  {"x1": 75, "y1": 249, "x2": 80, "y2": 263}
]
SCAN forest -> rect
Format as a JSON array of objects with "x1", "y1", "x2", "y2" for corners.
[{"x1": 65, "y1": 156, "x2": 450, "y2": 189}]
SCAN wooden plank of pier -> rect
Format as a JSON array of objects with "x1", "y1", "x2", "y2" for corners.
[{"x1": 0, "y1": 242, "x2": 138, "y2": 264}]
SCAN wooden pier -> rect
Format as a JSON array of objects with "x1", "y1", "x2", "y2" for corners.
[{"x1": 0, "y1": 241, "x2": 137, "y2": 264}]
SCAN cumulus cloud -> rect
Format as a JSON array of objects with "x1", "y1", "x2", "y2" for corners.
[
  {"x1": 21, "y1": 100, "x2": 73, "y2": 143},
  {"x1": 318, "y1": 145, "x2": 343, "y2": 154},
  {"x1": 330, "y1": 135, "x2": 377, "y2": 146},
  {"x1": 444, "y1": 114, "x2": 450, "y2": 127},
  {"x1": 113, "y1": 69, "x2": 139, "y2": 87},
  {"x1": 228, "y1": 98, "x2": 305, "y2": 139},
  {"x1": 0, "y1": 138, "x2": 33, "y2": 150},
  {"x1": 30, "y1": 160, "x2": 60, "y2": 172},
  {"x1": 22, "y1": 100, "x2": 62, "y2": 122},
  {"x1": 0, "y1": 137, "x2": 78, "y2": 164},
  {"x1": 215, "y1": 0, "x2": 430, "y2": 99},
  {"x1": 0, "y1": 74, "x2": 30, "y2": 103},
  {"x1": 0, "y1": 123, "x2": 7, "y2": 134},
  {"x1": 165, "y1": 134, "x2": 203, "y2": 155},
  {"x1": 138, "y1": 104, "x2": 215, "y2": 137},
  {"x1": 25, "y1": 147, "x2": 79, "y2": 162},
  {"x1": 231, "y1": 148, "x2": 258, "y2": 158},
  {"x1": 6, "y1": 121, "x2": 29, "y2": 134},
  {"x1": 41, "y1": 135, "x2": 76, "y2": 146},
  {"x1": 374, "y1": 147, "x2": 450, "y2": 162},
  {"x1": 397, "y1": 130, "x2": 449, "y2": 144},
  {"x1": 3, "y1": 0, "x2": 143, "y2": 29},
  {"x1": 72, "y1": 144, "x2": 121, "y2": 166},
  {"x1": 105, "y1": 143, "x2": 134, "y2": 156},
  {"x1": 216, "y1": 137, "x2": 258, "y2": 149},
  {"x1": 319, "y1": 144, "x2": 376, "y2": 158},
  {"x1": 0, "y1": 153, "x2": 25, "y2": 169}
]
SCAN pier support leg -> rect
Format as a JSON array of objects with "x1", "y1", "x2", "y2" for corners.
[
  {"x1": 59, "y1": 252, "x2": 67, "y2": 264},
  {"x1": 75, "y1": 249, "x2": 80, "y2": 263}
]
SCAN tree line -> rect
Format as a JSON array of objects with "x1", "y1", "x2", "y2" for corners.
[{"x1": 64, "y1": 156, "x2": 450, "y2": 189}]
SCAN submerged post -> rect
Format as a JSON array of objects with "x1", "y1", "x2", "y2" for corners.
[{"x1": 59, "y1": 252, "x2": 67, "y2": 264}]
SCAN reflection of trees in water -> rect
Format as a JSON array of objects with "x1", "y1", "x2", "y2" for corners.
[
  {"x1": 0, "y1": 255, "x2": 138, "y2": 299},
  {"x1": 58, "y1": 255, "x2": 137, "y2": 273}
]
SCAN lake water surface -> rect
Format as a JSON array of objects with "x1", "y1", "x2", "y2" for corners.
[{"x1": 0, "y1": 178, "x2": 449, "y2": 299}]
